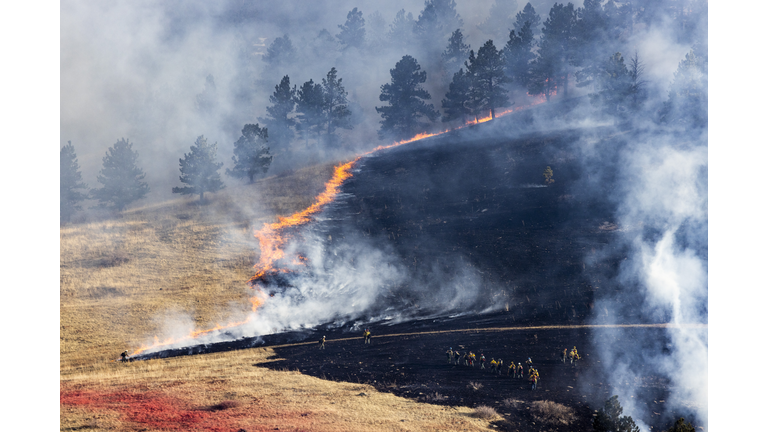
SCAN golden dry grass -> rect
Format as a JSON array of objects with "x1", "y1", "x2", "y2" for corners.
[{"x1": 61, "y1": 162, "x2": 496, "y2": 431}]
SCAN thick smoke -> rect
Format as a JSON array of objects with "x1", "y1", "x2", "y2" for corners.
[{"x1": 64, "y1": 1, "x2": 707, "y2": 429}]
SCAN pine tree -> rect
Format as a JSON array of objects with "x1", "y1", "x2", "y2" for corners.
[
  {"x1": 263, "y1": 34, "x2": 296, "y2": 69},
  {"x1": 465, "y1": 40, "x2": 510, "y2": 119},
  {"x1": 366, "y1": 11, "x2": 388, "y2": 51},
  {"x1": 337, "y1": 7, "x2": 365, "y2": 51},
  {"x1": 442, "y1": 29, "x2": 470, "y2": 74},
  {"x1": 665, "y1": 417, "x2": 696, "y2": 432},
  {"x1": 572, "y1": 0, "x2": 610, "y2": 81},
  {"x1": 60, "y1": 141, "x2": 88, "y2": 223},
  {"x1": 593, "y1": 396, "x2": 640, "y2": 432},
  {"x1": 294, "y1": 79, "x2": 325, "y2": 146},
  {"x1": 503, "y1": 21, "x2": 535, "y2": 88},
  {"x1": 226, "y1": 124, "x2": 272, "y2": 183},
  {"x1": 659, "y1": 50, "x2": 707, "y2": 128},
  {"x1": 388, "y1": 9, "x2": 416, "y2": 51},
  {"x1": 259, "y1": 75, "x2": 296, "y2": 151},
  {"x1": 528, "y1": 3, "x2": 577, "y2": 100},
  {"x1": 514, "y1": 2, "x2": 542, "y2": 36},
  {"x1": 415, "y1": 0, "x2": 463, "y2": 61},
  {"x1": 589, "y1": 52, "x2": 632, "y2": 119},
  {"x1": 478, "y1": 0, "x2": 519, "y2": 37},
  {"x1": 172, "y1": 135, "x2": 224, "y2": 201},
  {"x1": 91, "y1": 138, "x2": 149, "y2": 211},
  {"x1": 376, "y1": 55, "x2": 438, "y2": 141},
  {"x1": 195, "y1": 74, "x2": 217, "y2": 116},
  {"x1": 441, "y1": 68, "x2": 472, "y2": 123},
  {"x1": 321, "y1": 67, "x2": 352, "y2": 142}
]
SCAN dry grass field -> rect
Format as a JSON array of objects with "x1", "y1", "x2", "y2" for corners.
[{"x1": 60, "y1": 162, "x2": 496, "y2": 431}]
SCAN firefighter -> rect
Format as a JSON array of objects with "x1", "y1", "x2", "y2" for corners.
[
  {"x1": 469, "y1": 352, "x2": 476, "y2": 367},
  {"x1": 489, "y1": 357, "x2": 496, "y2": 372},
  {"x1": 526, "y1": 357, "x2": 533, "y2": 368},
  {"x1": 446, "y1": 347, "x2": 454, "y2": 364},
  {"x1": 479, "y1": 354, "x2": 486, "y2": 369},
  {"x1": 319, "y1": 335, "x2": 326, "y2": 350},
  {"x1": 120, "y1": 350, "x2": 129, "y2": 362},
  {"x1": 530, "y1": 368, "x2": 539, "y2": 390},
  {"x1": 516, "y1": 362, "x2": 524, "y2": 379},
  {"x1": 497, "y1": 359, "x2": 504, "y2": 375},
  {"x1": 364, "y1": 328, "x2": 372, "y2": 344},
  {"x1": 507, "y1": 361, "x2": 515, "y2": 376},
  {"x1": 463, "y1": 352, "x2": 469, "y2": 366}
]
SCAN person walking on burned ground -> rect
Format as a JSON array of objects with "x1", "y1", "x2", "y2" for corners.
[
  {"x1": 120, "y1": 350, "x2": 130, "y2": 362},
  {"x1": 529, "y1": 368, "x2": 539, "y2": 390},
  {"x1": 446, "y1": 347, "x2": 454, "y2": 364},
  {"x1": 516, "y1": 362, "x2": 524, "y2": 378},
  {"x1": 480, "y1": 353, "x2": 487, "y2": 370},
  {"x1": 489, "y1": 357, "x2": 496, "y2": 372},
  {"x1": 507, "y1": 361, "x2": 515, "y2": 376},
  {"x1": 463, "y1": 352, "x2": 469, "y2": 366},
  {"x1": 497, "y1": 359, "x2": 504, "y2": 376},
  {"x1": 364, "y1": 328, "x2": 372, "y2": 344},
  {"x1": 454, "y1": 350, "x2": 461, "y2": 365},
  {"x1": 562, "y1": 348, "x2": 568, "y2": 364},
  {"x1": 319, "y1": 335, "x2": 326, "y2": 350},
  {"x1": 569, "y1": 346, "x2": 580, "y2": 364},
  {"x1": 469, "y1": 352, "x2": 476, "y2": 367}
]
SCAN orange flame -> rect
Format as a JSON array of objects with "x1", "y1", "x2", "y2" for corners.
[{"x1": 128, "y1": 95, "x2": 549, "y2": 357}]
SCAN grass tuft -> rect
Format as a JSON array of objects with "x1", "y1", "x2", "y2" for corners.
[
  {"x1": 473, "y1": 405, "x2": 499, "y2": 419},
  {"x1": 467, "y1": 381, "x2": 484, "y2": 391},
  {"x1": 530, "y1": 400, "x2": 576, "y2": 425},
  {"x1": 209, "y1": 400, "x2": 240, "y2": 411}
]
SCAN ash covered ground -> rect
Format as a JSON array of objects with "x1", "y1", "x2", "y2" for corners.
[{"x1": 143, "y1": 105, "x2": 702, "y2": 430}]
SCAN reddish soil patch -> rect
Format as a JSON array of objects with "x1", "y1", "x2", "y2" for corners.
[{"x1": 60, "y1": 387, "x2": 252, "y2": 431}]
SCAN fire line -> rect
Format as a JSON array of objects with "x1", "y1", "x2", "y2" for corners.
[{"x1": 129, "y1": 95, "x2": 548, "y2": 357}]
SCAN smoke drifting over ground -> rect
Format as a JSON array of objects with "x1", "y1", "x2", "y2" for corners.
[{"x1": 63, "y1": 1, "x2": 707, "y2": 429}]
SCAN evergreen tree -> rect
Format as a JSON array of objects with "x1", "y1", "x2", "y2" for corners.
[
  {"x1": 337, "y1": 7, "x2": 366, "y2": 51},
  {"x1": 593, "y1": 395, "x2": 640, "y2": 432},
  {"x1": 195, "y1": 74, "x2": 217, "y2": 116},
  {"x1": 294, "y1": 79, "x2": 325, "y2": 146},
  {"x1": 659, "y1": 50, "x2": 707, "y2": 128},
  {"x1": 465, "y1": 40, "x2": 510, "y2": 119},
  {"x1": 666, "y1": 417, "x2": 696, "y2": 432},
  {"x1": 442, "y1": 29, "x2": 471, "y2": 75},
  {"x1": 415, "y1": 0, "x2": 463, "y2": 61},
  {"x1": 263, "y1": 34, "x2": 296, "y2": 69},
  {"x1": 376, "y1": 55, "x2": 438, "y2": 141},
  {"x1": 259, "y1": 75, "x2": 296, "y2": 151},
  {"x1": 388, "y1": 9, "x2": 416, "y2": 51},
  {"x1": 366, "y1": 11, "x2": 388, "y2": 51},
  {"x1": 60, "y1": 141, "x2": 88, "y2": 223},
  {"x1": 441, "y1": 68, "x2": 472, "y2": 123},
  {"x1": 321, "y1": 67, "x2": 352, "y2": 142},
  {"x1": 91, "y1": 138, "x2": 149, "y2": 211},
  {"x1": 503, "y1": 21, "x2": 535, "y2": 89},
  {"x1": 528, "y1": 3, "x2": 577, "y2": 100},
  {"x1": 514, "y1": 2, "x2": 542, "y2": 36},
  {"x1": 172, "y1": 135, "x2": 224, "y2": 202},
  {"x1": 589, "y1": 52, "x2": 633, "y2": 119},
  {"x1": 572, "y1": 0, "x2": 610, "y2": 80},
  {"x1": 478, "y1": 0, "x2": 519, "y2": 37},
  {"x1": 226, "y1": 124, "x2": 272, "y2": 183}
]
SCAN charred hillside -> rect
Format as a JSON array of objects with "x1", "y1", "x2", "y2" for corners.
[{"x1": 319, "y1": 120, "x2": 633, "y2": 326}]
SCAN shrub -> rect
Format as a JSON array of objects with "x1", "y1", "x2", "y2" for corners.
[
  {"x1": 473, "y1": 405, "x2": 499, "y2": 420},
  {"x1": 503, "y1": 398, "x2": 524, "y2": 409},
  {"x1": 424, "y1": 392, "x2": 447, "y2": 402},
  {"x1": 530, "y1": 400, "x2": 576, "y2": 425}
]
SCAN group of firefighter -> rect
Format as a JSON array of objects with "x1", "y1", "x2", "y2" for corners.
[{"x1": 444, "y1": 346, "x2": 581, "y2": 390}]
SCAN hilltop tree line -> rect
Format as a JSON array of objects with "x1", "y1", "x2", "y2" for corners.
[{"x1": 62, "y1": 0, "x2": 707, "y2": 223}]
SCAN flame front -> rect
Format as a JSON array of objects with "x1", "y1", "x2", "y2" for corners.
[{"x1": 128, "y1": 95, "x2": 550, "y2": 357}]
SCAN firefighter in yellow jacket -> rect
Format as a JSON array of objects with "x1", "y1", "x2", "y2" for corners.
[{"x1": 363, "y1": 328, "x2": 371, "y2": 344}]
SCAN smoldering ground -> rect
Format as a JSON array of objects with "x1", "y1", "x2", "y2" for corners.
[{"x1": 63, "y1": 1, "x2": 707, "y2": 429}]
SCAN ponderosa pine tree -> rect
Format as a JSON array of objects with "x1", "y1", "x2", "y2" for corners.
[
  {"x1": 263, "y1": 34, "x2": 297, "y2": 69},
  {"x1": 465, "y1": 40, "x2": 510, "y2": 119},
  {"x1": 503, "y1": 21, "x2": 535, "y2": 89},
  {"x1": 478, "y1": 0, "x2": 519, "y2": 37},
  {"x1": 514, "y1": 2, "x2": 542, "y2": 36},
  {"x1": 259, "y1": 75, "x2": 296, "y2": 152},
  {"x1": 441, "y1": 29, "x2": 470, "y2": 75},
  {"x1": 91, "y1": 138, "x2": 149, "y2": 211},
  {"x1": 659, "y1": 50, "x2": 707, "y2": 128},
  {"x1": 589, "y1": 52, "x2": 633, "y2": 120},
  {"x1": 337, "y1": 7, "x2": 365, "y2": 51},
  {"x1": 388, "y1": 9, "x2": 416, "y2": 51},
  {"x1": 528, "y1": 3, "x2": 577, "y2": 100},
  {"x1": 376, "y1": 55, "x2": 438, "y2": 141},
  {"x1": 415, "y1": 0, "x2": 463, "y2": 61},
  {"x1": 294, "y1": 79, "x2": 325, "y2": 146},
  {"x1": 593, "y1": 395, "x2": 640, "y2": 432},
  {"x1": 321, "y1": 67, "x2": 352, "y2": 143},
  {"x1": 441, "y1": 68, "x2": 472, "y2": 123},
  {"x1": 60, "y1": 141, "x2": 88, "y2": 223},
  {"x1": 226, "y1": 124, "x2": 272, "y2": 183},
  {"x1": 172, "y1": 135, "x2": 224, "y2": 202},
  {"x1": 665, "y1": 417, "x2": 696, "y2": 432}
]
